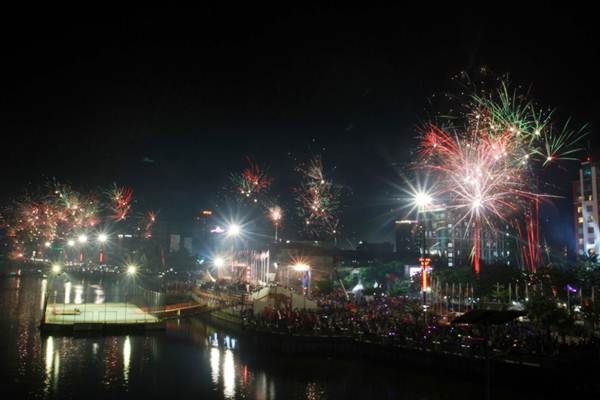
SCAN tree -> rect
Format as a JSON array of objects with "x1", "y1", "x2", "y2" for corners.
[
  {"x1": 314, "y1": 276, "x2": 334, "y2": 295},
  {"x1": 526, "y1": 294, "x2": 572, "y2": 337},
  {"x1": 581, "y1": 300, "x2": 600, "y2": 336}
]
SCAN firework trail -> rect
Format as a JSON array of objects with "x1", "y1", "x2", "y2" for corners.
[
  {"x1": 109, "y1": 184, "x2": 133, "y2": 221},
  {"x1": 143, "y1": 210, "x2": 157, "y2": 238},
  {"x1": 417, "y1": 79, "x2": 586, "y2": 274}
]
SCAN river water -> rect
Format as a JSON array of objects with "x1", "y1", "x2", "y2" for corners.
[{"x1": 1, "y1": 276, "x2": 525, "y2": 399}]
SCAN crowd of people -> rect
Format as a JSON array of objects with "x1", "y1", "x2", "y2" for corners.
[{"x1": 241, "y1": 287, "x2": 600, "y2": 360}]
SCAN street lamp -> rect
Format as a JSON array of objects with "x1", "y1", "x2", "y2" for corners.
[
  {"x1": 44, "y1": 241, "x2": 52, "y2": 248},
  {"x1": 227, "y1": 224, "x2": 241, "y2": 237},
  {"x1": 78, "y1": 234, "x2": 88, "y2": 244},
  {"x1": 98, "y1": 233, "x2": 108, "y2": 243},
  {"x1": 413, "y1": 191, "x2": 433, "y2": 209},
  {"x1": 124, "y1": 264, "x2": 138, "y2": 322},
  {"x1": 41, "y1": 263, "x2": 63, "y2": 328},
  {"x1": 67, "y1": 240, "x2": 75, "y2": 247},
  {"x1": 291, "y1": 263, "x2": 310, "y2": 272},
  {"x1": 214, "y1": 257, "x2": 225, "y2": 268},
  {"x1": 291, "y1": 263, "x2": 311, "y2": 296}
]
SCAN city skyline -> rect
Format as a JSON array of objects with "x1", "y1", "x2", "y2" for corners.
[{"x1": 1, "y1": 7, "x2": 597, "y2": 249}]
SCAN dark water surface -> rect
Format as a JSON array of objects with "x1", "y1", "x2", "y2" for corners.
[{"x1": 1, "y1": 276, "x2": 526, "y2": 399}]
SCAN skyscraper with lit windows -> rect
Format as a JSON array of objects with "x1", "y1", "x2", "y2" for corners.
[{"x1": 573, "y1": 157, "x2": 600, "y2": 256}]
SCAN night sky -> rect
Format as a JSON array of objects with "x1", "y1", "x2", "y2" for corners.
[{"x1": 1, "y1": 6, "x2": 598, "y2": 248}]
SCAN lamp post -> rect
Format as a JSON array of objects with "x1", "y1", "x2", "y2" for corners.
[
  {"x1": 41, "y1": 263, "x2": 62, "y2": 328},
  {"x1": 227, "y1": 224, "x2": 242, "y2": 281},
  {"x1": 292, "y1": 263, "x2": 311, "y2": 297},
  {"x1": 125, "y1": 265, "x2": 137, "y2": 322}
]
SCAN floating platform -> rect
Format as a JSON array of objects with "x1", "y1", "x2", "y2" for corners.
[{"x1": 41, "y1": 303, "x2": 164, "y2": 334}]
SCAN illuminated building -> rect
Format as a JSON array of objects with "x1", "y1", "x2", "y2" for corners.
[
  {"x1": 416, "y1": 204, "x2": 517, "y2": 268},
  {"x1": 573, "y1": 157, "x2": 600, "y2": 256}
]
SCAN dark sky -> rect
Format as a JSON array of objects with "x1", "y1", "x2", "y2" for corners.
[{"x1": 1, "y1": 6, "x2": 597, "y2": 248}]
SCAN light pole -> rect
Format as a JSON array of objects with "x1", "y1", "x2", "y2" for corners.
[
  {"x1": 227, "y1": 224, "x2": 242, "y2": 281},
  {"x1": 41, "y1": 263, "x2": 62, "y2": 328},
  {"x1": 125, "y1": 265, "x2": 137, "y2": 322},
  {"x1": 292, "y1": 263, "x2": 311, "y2": 297},
  {"x1": 413, "y1": 190, "x2": 433, "y2": 310}
]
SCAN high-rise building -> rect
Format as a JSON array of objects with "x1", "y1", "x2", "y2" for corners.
[
  {"x1": 573, "y1": 158, "x2": 600, "y2": 256},
  {"x1": 394, "y1": 220, "x2": 418, "y2": 258},
  {"x1": 193, "y1": 210, "x2": 216, "y2": 257},
  {"x1": 416, "y1": 204, "x2": 516, "y2": 268}
]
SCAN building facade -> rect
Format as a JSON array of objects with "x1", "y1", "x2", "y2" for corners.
[
  {"x1": 394, "y1": 220, "x2": 419, "y2": 258},
  {"x1": 573, "y1": 158, "x2": 600, "y2": 256},
  {"x1": 416, "y1": 205, "x2": 517, "y2": 268}
]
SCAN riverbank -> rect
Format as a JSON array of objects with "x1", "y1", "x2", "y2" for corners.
[{"x1": 228, "y1": 323, "x2": 599, "y2": 395}]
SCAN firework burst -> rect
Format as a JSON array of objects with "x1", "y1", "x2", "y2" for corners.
[
  {"x1": 230, "y1": 156, "x2": 273, "y2": 206},
  {"x1": 108, "y1": 184, "x2": 133, "y2": 221},
  {"x1": 295, "y1": 156, "x2": 343, "y2": 237},
  {"x1": 2, "y1": 181, "x2": 140, "y2": 260},
  {"x1": 417, "y1": 79, "x2": 586, "y2": 274}
]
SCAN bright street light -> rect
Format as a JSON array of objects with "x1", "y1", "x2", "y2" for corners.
[
  {"x1": 67, "y1": 239, "x2": 75, "y2": 247},
  {"x1": 51, "y1": 263, "x2": 61, "y2": 274},
  {"x1": 98, "y1": 233, "x2": 108, "y2": 243},
  {"x1": 126, "y1": 265, "x2": 137, "y2": 275},
  {"x1": 292, "y1": 263, "x2": 310, "y2": 272},
  {"x1": 44, "y1": 241, "x2": 51, "y2": 248},
  {"x1": 227, "y1": 224, "x2": 241, "y2": 237},
  {"x1": 413, "y1": 191, "x2": 433, "y2": 208},
  {"x1": 214, "y1": 257, "x2": 225, "y2": 268},
  {"x1": 78, "y1": 234, "x2": 88, "y2": 244}
]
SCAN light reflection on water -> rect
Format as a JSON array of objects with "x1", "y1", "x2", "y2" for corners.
[
  {"x1": 43, "y1": 336, "x2": 60, "y2": 395},
  {"x1": 123, "y1": 336, "x2": 131, "y2": 384},
  {"x1": 1, "y1": 276, "x2": 507, "y2": 400},
  {"x1": 223, "y1": 349, "x2": 235, "y2": 399},
  {"x1": 64, "y1": 281, "x2": 71, "y2": 304},
  {"x1": 210, "y1": 347, "x2": 220, "y2": 385},
  {"x1": 73, "y1": 285, "x2": 83, "y2": 304},
  {"x1": 40, "y1": 278, "x2": 47, "y2": 311}
]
